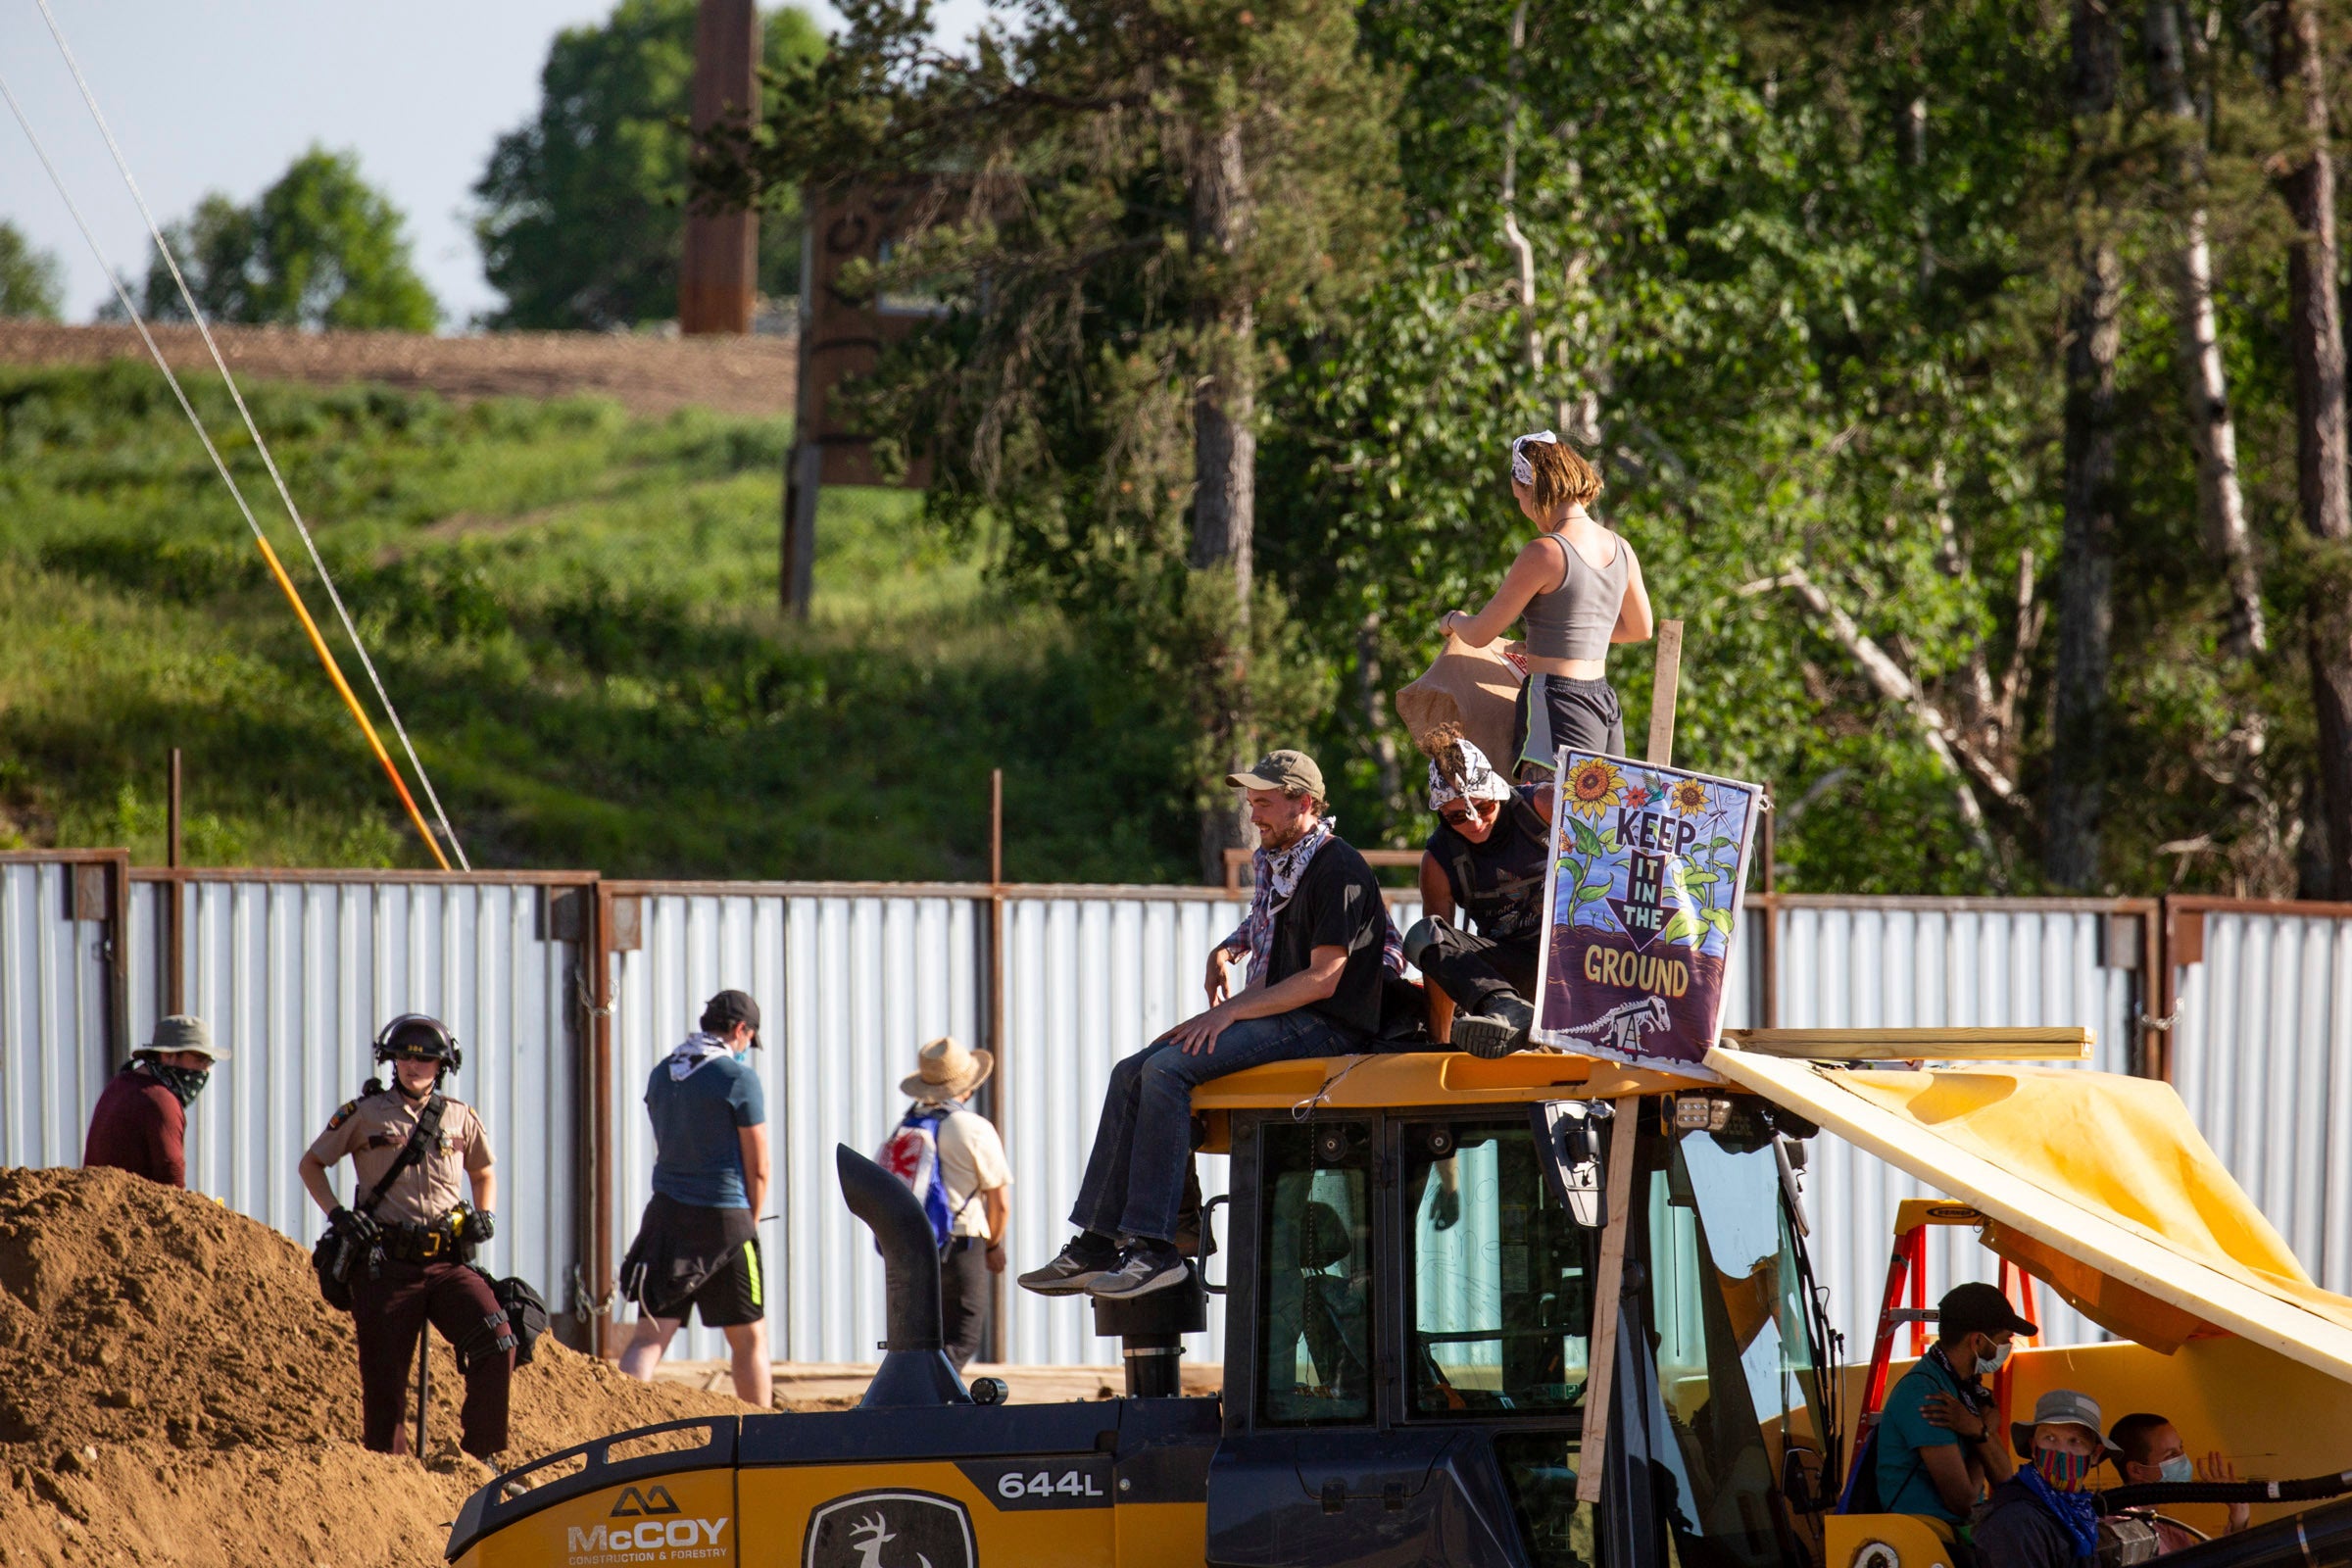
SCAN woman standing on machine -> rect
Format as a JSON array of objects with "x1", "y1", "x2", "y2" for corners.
[{"x1": 1437, "y1": 431, "x2": 1653, "y2": 779}]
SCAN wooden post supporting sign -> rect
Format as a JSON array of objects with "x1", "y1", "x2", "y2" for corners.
[
  {"x1": 1575, "y1": 619, "x2": 1683, "y2": 1503},
  {"x1": 1575, "y1": 1099, "x2": 1642, "y2": 1503},
  {"x1": 1646, "y1": 618, "x2": 1684, "y2": 766}
]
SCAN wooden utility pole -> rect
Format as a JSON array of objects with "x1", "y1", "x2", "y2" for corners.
[{"x1": 680, "y1": 0, "x2": 759, "y2": 334}]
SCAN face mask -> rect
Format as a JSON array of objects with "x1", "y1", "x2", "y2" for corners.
[
  {"x1": 2035, "y1": 1447, "x2": 2093, "y2": 1493},
  {"x1": 148, "y1": 1062, "x2": 210, "y2": 1106},
  {"x1": 2159, "y1": 1456, "x2": 2195, "y2": 1485},
  {"x1": 1976, "y1": 1341, "x2": 2012, "y2": 1378}
]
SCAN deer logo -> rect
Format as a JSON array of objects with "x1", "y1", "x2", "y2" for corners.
[
  {"x1": 805, "y1": 1491, "x2": 974, "y2": 1568},
  {"x1": 848, "y1": 1512, "x2": 933, "y2": 1568}
]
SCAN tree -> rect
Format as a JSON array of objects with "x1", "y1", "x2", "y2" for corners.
[
  {"x1": 2045, "y1": 0, "x2": 2126, "y2": 890},
  {"x1": 474, "y1": 0, "x2": 823, "y2": 329},
  {"x1": 2260, "y1": 0, "x2": 2352, "y2": 899},
  {"x1": 0, "y1": 221, "x2": 66, "y2": 321},
  {"x1": 142, "y1": 148, "x2": 438, "y2": 331},
  {"x1": 715, "y1": 0, "x2": 1399, "y2": 873}
]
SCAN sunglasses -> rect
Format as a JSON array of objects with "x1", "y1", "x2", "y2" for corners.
[{"x1": 1440, "y1": 801, "x2": 1495, "y2": 826}]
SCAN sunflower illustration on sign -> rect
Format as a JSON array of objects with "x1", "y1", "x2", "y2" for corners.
[
  {"x1": 1534, "y1": 752, "x2": 1762, "y2": 1071},
  {"x1": 1563, "y1": 757, "x2": 1626, "y2": 820}
]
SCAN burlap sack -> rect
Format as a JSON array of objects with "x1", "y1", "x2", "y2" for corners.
[{"x1": 1395, "y1": 635, "x2": 1523, "y2": 770}]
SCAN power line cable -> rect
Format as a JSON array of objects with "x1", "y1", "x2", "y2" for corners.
[
  {"x1": 30, "y1": 0, "x2": 470, "y2": 869},
  {"x1": 0, "y1": 61, "x2": 453, "y2": 871}
]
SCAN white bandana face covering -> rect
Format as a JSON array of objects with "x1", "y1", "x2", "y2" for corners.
[{"x1": 1510, "y1": 429, "x2": 1560, "y2": 486}]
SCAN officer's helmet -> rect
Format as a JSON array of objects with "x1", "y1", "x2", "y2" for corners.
[{"x1": 373, "y1": 1013, "x2": 464, "y2": 1076}]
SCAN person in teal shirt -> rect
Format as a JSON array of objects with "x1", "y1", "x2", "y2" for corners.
[{"x1": 1875, "y1": 1282, "x2": 2036, "y2": 1523}]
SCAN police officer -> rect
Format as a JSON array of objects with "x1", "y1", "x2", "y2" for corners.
[{"x1": 298, "y1": 1013, "x2": 514, "y2": 1461}]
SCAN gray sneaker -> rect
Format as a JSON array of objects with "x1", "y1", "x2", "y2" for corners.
[
  {"x1": 1017, "y1": 1236, "x2": 1120, "y2": 1296},
  {"x1": 1085, "y1": 1242, "x2": 1192, "y2": 1300},
  {"x1": 1450, "y1": 993, "x2": 1536, "y2": 1058}
]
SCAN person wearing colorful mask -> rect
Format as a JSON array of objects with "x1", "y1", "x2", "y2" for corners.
[
  {"x1": 2110, "y1": 1412, "x2": 2253, "y2": 1550},
  {"x1": 1435, "y1": 431, "x2": 1653, "y2": 781},
  {"x1": 1973, "y1": 1390, "x2": 2125, "y2": 1568},
  {"x1": 1875, "y1": 1282, "x2": 2034, "y2": 1525},
  {"x1": 1402, "y1": 724, "x2": 1558, "y2": 1057}
]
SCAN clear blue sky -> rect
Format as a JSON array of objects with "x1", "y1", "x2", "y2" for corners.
[{"x1": 0, "y1": 0, "x2": 985, "y2": 330}]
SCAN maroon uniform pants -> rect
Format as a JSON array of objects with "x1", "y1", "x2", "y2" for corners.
[{"x1": 351, "y1": 1257, "x2": 514, "y2": 1458}]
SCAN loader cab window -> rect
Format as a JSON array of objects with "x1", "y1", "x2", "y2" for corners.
[
  {"x1": 1405, "y1": 1119, "x2": 1592, "y2": 1416},
  {"x1": 1642, "y1": 1120, "x2": 1827, "y2": 1568},
  {"x1": 1257, "y1": 1119, "x2": 1375, "y2": 1425}
]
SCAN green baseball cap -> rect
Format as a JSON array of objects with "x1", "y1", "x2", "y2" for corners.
[{"x1": 1227, "y1": 749, "x2": 1326, "y2": 801}]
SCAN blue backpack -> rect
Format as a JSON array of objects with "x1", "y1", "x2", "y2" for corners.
[{"x1": 876, "y1": 1106, "x2": 956, "y2": 1251}]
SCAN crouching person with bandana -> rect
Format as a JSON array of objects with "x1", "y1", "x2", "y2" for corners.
[
  {"x1": 1402, "y1": 726, "x2": 1557, "y2": 1057},
  {"x1": 1021, "y1": 750, "x2": 1402, "y2": 1302},
  {"x1": 1973, "y1": 1391, "x2": 2123, "y2": 1568}
]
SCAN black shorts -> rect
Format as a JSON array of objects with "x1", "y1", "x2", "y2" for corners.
[
  {"x1": 621, "y1": 1193, "x2": 765, "y2": 1328},
  {"x1": 1512, "y1": 672, "x2": 1625, "y2": 776}
]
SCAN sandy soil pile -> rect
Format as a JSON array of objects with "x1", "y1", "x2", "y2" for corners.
[
  {"x1": 0, "y1": 321, "x2": 796, "y2": 420},
  {"x1": 0, "y1": 1168, "x2": 747, "y2": 1568}
]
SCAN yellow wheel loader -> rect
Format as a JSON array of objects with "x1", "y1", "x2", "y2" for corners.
[{"x1": 447, "y1": 1038, "x2": 2352, "y2": 1568}]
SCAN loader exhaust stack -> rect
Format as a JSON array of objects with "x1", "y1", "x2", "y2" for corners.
[{"x1": 835, "y1": 1144, "x2": 972, "y2": 1409}]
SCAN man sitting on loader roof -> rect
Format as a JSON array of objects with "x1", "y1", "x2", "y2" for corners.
[
  {"x1": 1876, "y1": 1281, "x2": 2033, "y2": 1526},
  {"x1": 1019, "y1": 748, "x2": 1396, "y2": 1302}
]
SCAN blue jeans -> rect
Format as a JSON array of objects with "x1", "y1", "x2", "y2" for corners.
[{"x1": 1069, "y1": 1007, "x2": 1365, "y2": 1244}]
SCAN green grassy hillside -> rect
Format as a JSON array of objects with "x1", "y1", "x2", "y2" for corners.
[{"x1": 0, "y1": 363, "x2": 1186, "y2": 882}]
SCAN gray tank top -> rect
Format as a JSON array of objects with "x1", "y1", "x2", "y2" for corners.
[{"x1": 1522, "y1": 531, "x2": 1634, "y2": 662}]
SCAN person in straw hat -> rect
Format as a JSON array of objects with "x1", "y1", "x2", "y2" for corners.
[
  {"x1": 877, "y1": 1036, "x2": 1011, "y2": 1369},
  {"x1": 83, "y1": 1013, "x2": 227, "y2": 1188}
]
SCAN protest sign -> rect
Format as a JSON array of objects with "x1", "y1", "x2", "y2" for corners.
[{"x1": 1533, "y1": 754, "x2": 1762, "y2": 1072}]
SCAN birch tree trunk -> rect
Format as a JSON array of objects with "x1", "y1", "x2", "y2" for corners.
[
  {"x1": 1191, "y1": 119, "x2": 1258, "y2": 878},
  {"x1": 2147, "y1": 0, "x2": 2264, "y2": 657},
  {"x1": 2046, "y1": 0, "x2": 2123, "y2": 891},
  {"x1": 2272, "y1": 0, "x2": 2352, "y2": 897}
]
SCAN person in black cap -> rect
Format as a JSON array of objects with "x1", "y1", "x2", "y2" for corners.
[
  {"x1": 1875, "y1": 1281, "x2": 2035, "y2": 1526},
  {"x1": 617, "y1": 989, "x2": 771, "y2": 1405}
]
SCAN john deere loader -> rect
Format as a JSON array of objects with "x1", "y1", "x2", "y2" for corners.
[{"x1": 446, "y1": 1034, "x2": 2352, "y2": 1568}]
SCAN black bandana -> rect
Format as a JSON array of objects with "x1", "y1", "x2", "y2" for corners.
[{"x1": 144, "y1": 1061, "x2": 210, "y2": 1107}]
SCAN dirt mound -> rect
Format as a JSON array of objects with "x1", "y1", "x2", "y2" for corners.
[
  {"x1": 0, "y1": 320, "x2": 796, "y2": 420},
  {"x1": 0, "y1": 1168, "x2": 746, "y2": 1567}
]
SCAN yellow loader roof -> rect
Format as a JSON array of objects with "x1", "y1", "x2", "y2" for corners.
[{"x1": 1706, "y1": 1047, "x2": 2352, "y2": 1383}]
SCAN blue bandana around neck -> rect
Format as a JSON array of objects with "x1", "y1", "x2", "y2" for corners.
[{"x1": 2017, "y1": 1463, "x2": 2101, "y2": 1559}]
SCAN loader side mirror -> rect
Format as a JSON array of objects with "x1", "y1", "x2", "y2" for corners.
[{"x1": 1532, "y1": 1100, "x2": 1611, "y2": 1229}]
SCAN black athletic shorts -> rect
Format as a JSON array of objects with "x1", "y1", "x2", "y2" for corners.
[
  {"x1": 620, "y1": 1193, "x2": 765, "y2": 1328},
  {"x1": 1512, "y1": 671, "x2": 1625, "y2": 776}
]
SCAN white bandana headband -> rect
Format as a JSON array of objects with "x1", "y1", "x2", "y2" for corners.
[
  {"x1": 1428, "y1": 736, "x2": 1514, "y2": 811},
  {"x1": 1509, "y1": 429, "x2": 1560, "y2": 486}
]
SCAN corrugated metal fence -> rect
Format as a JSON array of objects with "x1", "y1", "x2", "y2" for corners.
[
  {"x1": 0, "y1": 852, "x2": 2335, "y2": 1369},
  {"x1": 2168, "y1": 899, "x2": 2352, "y2": 1297}
]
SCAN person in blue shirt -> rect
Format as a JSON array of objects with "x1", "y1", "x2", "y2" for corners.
[
  {"x1": 1875, "y1": 1282, "x2": 2034, "y2": 1525},
  {"x1": 616, "y1": 989, "x2": 772, "y2": 1405}
]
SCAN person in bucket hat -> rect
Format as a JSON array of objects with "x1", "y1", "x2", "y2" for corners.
[
  {"x1": 877, "y1": 1037, "x2": 1010, "y2": 1369},
  {"x1": 83, "y1": 1014, "x2": 226, "y2": 1188},
  {"x1": 1975, "y1": 1389, "x2": 2124, "y2": 1568}
]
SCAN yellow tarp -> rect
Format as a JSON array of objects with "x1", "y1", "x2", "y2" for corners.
[{"x1": 1703, "y1": 1051, "x2": 2352, "y2": 1384}]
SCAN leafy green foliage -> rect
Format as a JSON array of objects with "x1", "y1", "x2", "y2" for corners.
[
  {"x1": 0, "y1": 364, "x2": 1190, "y2": 880},
  {"x1": 0, "y1": 222, "x2": 65, "y2": 322},
  {"x1": 139, "y1": 148, "x2": 438, "y2": 331},
  {"x1": 710, "y1": 0, "x2": 1401, "y2": 865},
  {"x1": 474, "y1": 0, "x2": 824, "y2": 329}
]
